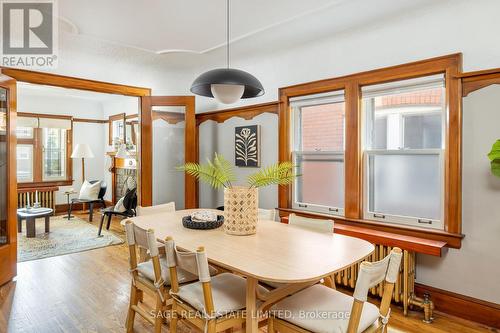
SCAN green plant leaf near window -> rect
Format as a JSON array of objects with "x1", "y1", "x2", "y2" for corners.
[
  {"x1": 487, "y1": 140, "x2": 500, "y2": 177},
  {"x1": 178, "y1": 153, "x2": 300, "y2": 189}
]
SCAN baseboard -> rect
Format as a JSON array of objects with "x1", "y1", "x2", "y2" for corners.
[
  {"x1": 415, "y1": 283, "x2": 500, "y2": 329},
  {"x1": 55, "y1": 201, "x2": 113, "y2": 214}
]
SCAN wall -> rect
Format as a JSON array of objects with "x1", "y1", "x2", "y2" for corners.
[
  {"x1": 17, "y1": 92, "x2": 105, "y2": 204},
  {"x1": 199, "y1": 113, "x2": 278, "y2": 209},
  {"x1": 416, "y1": 85, "x2": 500, "y2": 304},
  {"x1": 191, "y1": 0, "x2": 500, "y2": 302}
]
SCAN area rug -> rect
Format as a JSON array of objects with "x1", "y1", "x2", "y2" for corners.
[{"x1": 17, "y1": 216, "x2": 124, "y2": 262}]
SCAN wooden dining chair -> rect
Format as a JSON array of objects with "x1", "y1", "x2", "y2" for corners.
[
  {"x1": 136, "y1": 201, "x2": 176, "y2": 216},
  {"x1": 259, "y1": 208, "x2": 276, "y2": 221},
  {"x1": 268, "y1": 248, "x2": 403, "y2": 333},
  {"x1": 165, "y1": 236, "x2": 268, "y2": 333},
  {"x1": 124, "y1": 221, "x2": 199, "y2": 333}
]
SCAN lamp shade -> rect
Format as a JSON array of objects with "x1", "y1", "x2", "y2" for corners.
[
  {"x1": 71, "y1": 144, "x2": 94, "y2": 159},
  {"x1": 115, "y1": 144, "x2": 129, "y2": 159},
  {"x1": 190, "y1": 68, "x2": 264, "y2": 102}
]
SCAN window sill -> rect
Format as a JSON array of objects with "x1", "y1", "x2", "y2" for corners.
[
  {"x1": 18, "y1": 180, "x2": 74, "y2": 188},
  {"x1": 277, "y1": 207, "x2": 463, "y2": 251}
]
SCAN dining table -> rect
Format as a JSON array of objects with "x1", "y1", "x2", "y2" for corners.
[{"x1": 128, "y1": 209, "x2": 375, "y2": 333}]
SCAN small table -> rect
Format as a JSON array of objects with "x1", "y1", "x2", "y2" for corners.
[
  {"x1": 63, "y1": 190, "x2": 78, "y2": 219},
  {"x1": 17, "y1": 208, "x2": 54, "y2": 238}
]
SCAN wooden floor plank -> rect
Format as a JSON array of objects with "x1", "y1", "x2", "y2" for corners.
[{"x1": 0, "y1": 211, "x2": 496, "y2": 332}]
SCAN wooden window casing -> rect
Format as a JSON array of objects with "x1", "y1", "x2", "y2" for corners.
[
  {"x1": 16, "y1": 113, "x2": 73, "y2": 188},
  {"x1": 278, "y1": 54, "x2": 463, "y2": 248}
]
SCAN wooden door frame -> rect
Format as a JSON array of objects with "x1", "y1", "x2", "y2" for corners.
[
  {"x1": 0, "y1": 73, "x2": 17, "y2": 286},
  {"x1": 0, "y1": 67, "x2": 154, "y2": 206},
  {"x1": 140, "y1": 96, "x2": 197, "y2": 208}
]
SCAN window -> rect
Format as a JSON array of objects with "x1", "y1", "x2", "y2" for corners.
[
  {"x1": 291, "y1": 91, "x2": 345, "y2": 215},
  {"x1": 16, "y1": 115, "x2": 72, "y2": 185},
  {"x1": 362, "y1": 75, "x2": 445, "y2": 229}
]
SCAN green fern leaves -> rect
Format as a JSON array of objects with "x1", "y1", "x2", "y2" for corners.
[{"x1": 178, "y1": 153, "x2": 298, "y2": 189}]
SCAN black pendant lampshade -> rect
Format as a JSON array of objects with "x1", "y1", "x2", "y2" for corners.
[{"x1": 190, "y1": 68, "x2": 264, "y2": 99}]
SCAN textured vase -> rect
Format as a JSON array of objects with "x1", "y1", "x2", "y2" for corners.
[{"x1": 223, "y1": 186, "x2": 258, "y2": 235}]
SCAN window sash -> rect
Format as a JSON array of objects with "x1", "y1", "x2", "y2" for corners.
[
  {"x1": 42, "y1": 129, "x2": 67, "y2": 181},
  {"x1": 292, "y1": 151, "x2": 345, "y2": 216},
  {"x1": 363, "y1": 149, "x2": 444, "y2": 229},
  {"x1": 16, "y1": 144, "x2": 34, "y2": 183}
]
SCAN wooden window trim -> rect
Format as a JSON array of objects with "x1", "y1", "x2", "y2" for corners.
[
  {"x1": 195, "y1": 101, "x2": 279, "y2": 125},
  {"x1": 108, "y1": 113, "x2": 126, "y2": 145},
  {"x1": 16, "y1": 112, "x2": 73, "y2": 187},
  {"x1": 278, "y1": 53, "x2": 463, "y2": 248}
]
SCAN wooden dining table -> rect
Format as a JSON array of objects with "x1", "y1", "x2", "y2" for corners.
[{"x1": 128, "y1": 209, "x2": 375, "y2": 333}]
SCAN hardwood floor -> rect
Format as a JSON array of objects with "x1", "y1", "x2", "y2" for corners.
[{"x1": 0, "y1": 210, "x2": 497, "y2": 333}]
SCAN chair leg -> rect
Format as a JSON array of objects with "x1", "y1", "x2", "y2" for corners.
[
  {"x1": 206, "y1": 320, "x2": 216, "y2": 333},
  {"x1": 126, "y1": 283, "x2": 138, "y2": 333},
  {"x1": 98, "y1": 214, "x2": 106, "y2": 237},
  {"x1": 170, "y1": 303, "x2": 178, "y2": 333},
  {"x1": 106, "y1": 214, "x2": 112, "y2": 230},
  {"x1": 89, "y1": 202, "x2": 94, "y2": 222},
  {"x1": 68, "y1": 202, "x2": 73, "y2": 221},
  {"x1": 268, "y1": 316, "x2": 275, "y2": 333},
  {"x1": 154, "y1": 294, "x2": 164, "y2": 333},
  {"x1": 101, "y1": 199, "x2": 106, "y2": 208}
]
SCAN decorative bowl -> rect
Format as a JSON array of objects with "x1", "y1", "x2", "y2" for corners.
[{"x1": 182, "y1": 215, "x2": 224, "y2": 230}]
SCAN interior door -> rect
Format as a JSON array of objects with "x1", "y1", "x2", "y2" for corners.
[
  {"x1": 140, "y1": 96, "x2": 197, "y2": 209},
  {"x1": 0, "y1": 73, "x2": 17, "y2": 286}
]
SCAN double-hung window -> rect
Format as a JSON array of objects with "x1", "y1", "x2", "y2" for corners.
[
  {"x1": 362, "y1": 74, "x2": 445, "y2": 229},
  {"x1": 291, "y1": 90, "x2": 345, "y2": 216}
]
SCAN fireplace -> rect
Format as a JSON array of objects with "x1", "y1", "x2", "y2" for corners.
[{"x1": 108, "y1": 152, "x2": 137, "y2": 203}]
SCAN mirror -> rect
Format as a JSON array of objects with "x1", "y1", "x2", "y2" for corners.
[
  {"x1": 125, "y1": 114, "x2": 139, "y2": 151},
  {"x1": 108, "y1": 113, "x2": 126, "y2": 148}
]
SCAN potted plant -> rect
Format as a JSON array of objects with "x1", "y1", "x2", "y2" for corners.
[
  {"x1": 178, "y1": 153, "x2": 298, "y2": 235},
  {"x1": 488, "y1": 140, "x2": 500, "y2": 177}
]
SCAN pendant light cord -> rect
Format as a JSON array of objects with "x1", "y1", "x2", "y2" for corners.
[{"x1": 226, "y1": 0, "x2": 230, "y2": 69}]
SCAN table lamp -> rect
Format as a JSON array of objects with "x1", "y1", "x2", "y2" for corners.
[{"x1": 71, "y1": 144, "x2": 94, "y2": 182}]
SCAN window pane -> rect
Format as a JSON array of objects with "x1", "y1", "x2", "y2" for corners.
[
  {"x1": 364, "y1": 87, "x2": 444, "y2": 150},
  {"x1": 299, "y1": 102, "x2": 345, "y2": 151},
  {"x1": 368, "y1": 154, "x2": 441, "y2": 220},
  {"x1": 295, "y1": 154, "x2": 344, "y2": 208},
  {"x1": 17, "y1": 145, "x2": 33, "y2": 182},
  {"x1": 43, "y1": 128, "x2": 66, "y2": 180},
  {"x1": 16, "y1": 127, "x2": 33, "y2": 139}
]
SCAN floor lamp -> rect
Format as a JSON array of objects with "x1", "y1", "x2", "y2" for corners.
[{"x1": 71, "y1": 144, "x2": 95, "y2": 183}]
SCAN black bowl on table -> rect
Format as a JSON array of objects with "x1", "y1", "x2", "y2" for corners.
[{"x1": 182, "y1": 215, "x2": 224, "y2": 230}]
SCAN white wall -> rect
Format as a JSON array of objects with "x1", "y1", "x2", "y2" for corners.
[
  {"x1": 199, "y1": 114, "x2": 278, "y2": 209},
  {"x1": 17, "y1": 93, "x2": 105, "y2": 204},
  {"x1": 417, "y1": 86, "x2": 500, "y2": 304}
]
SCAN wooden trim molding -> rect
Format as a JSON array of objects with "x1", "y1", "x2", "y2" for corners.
[
  {"x1": 278, "y1": 53, "x2": 463, "y2": 247},
  {"x1": 151, "y1": 111, "x2": 185, "y2": 125},
  {"x1": 1, "y1": 67, "x2": 151, "y2": 97},
  {"x1": 108, "y1": 113, "x2": 126, "y2": 145},
  {"x1": 73, "y1": 118, "x2": 107, "y2": 124},
  {"x1": 460, "y1": 68, "x2": 500, "y2": 97},
  {"x1": 415, "y1": 283, "x2": 500, "y2": 329},
  {"x1": 195, "y1": 101, "x2": 279, "y2": 126}
]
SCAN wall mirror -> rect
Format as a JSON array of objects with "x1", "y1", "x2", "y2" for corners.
[{"x1": 108, "y1": 113, "x2": 126, "y2": 147}]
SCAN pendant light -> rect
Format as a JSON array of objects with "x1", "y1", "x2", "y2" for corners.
[{"x1": 190, "y1": 0, "x2": 264, "y2": 104}]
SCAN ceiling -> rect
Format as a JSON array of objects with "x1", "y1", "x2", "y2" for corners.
[{"x1": 59, "y1": 0, "x2": 442, "y2": 56}]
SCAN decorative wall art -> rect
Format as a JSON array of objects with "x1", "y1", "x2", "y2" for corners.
[{"x1": 235, "y1": 125, "x2": 260, "y2": 167}]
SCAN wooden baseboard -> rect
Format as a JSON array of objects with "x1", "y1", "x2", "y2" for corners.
[
  {"x1": 55, "y1": 201, "x2": 113, "y2": 214},
  {"x1": 415, "y1": 283, "x2": 500, "y2": 329}
]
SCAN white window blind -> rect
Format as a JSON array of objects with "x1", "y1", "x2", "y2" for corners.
[
  {"x1": 17, "y1": 116, "x2": 39, "y2": 128},
  {"x1": 38, "y1": 118, "x2": 72, "y2": 130}
]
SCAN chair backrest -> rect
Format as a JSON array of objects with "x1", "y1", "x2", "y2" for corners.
[
  {"x1": 124, "y1": 221, "x2": 163, "y2": 285},
  {"x1": 288, "y1": 213, "x2": 334, "y2": 233},
  {"x1": 347, "y1": 248, "x2": 402, "y2": 333},
  {"x1": 258, "y1": 208, "x2": 276, "y2": 221},
  {"x1": 123, "y1": 188, "x2": 137, "y2": 211},
  {"x1": 89, "y1": 180, "x2": 107, "y2": 200},
  {"x1": 165, "y1": 237, "x2": 214, "y2": 315},
  {"x1": 136, "y1": 201, "x2": 175, "y2": 216}
]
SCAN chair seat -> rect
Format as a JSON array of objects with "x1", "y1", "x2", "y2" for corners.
[
  {"x1": 101, "y1": 206, "x2": 134, "y2": 216},
  {"x1": 137, "y1": 258, "x2": 198, "y2": 285},
  {"x1": 271, "y1": 284, "x2": 379, "y2": 333},
  {"x1": 174, "y1": 272, "x2": 268, "y2": 318}
]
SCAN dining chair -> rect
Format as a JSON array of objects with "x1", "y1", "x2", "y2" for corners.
[
  {"x1": 136, "y1": 201, "x2": 176, "y2": 216},
  {"x1": 124, "y1": 221, "x2": 199, "y2": 333},
  {"x1": 165, "y1": 236, "x2": 268, "y2": 333},
  {"x1": 259, "y1": 208, "x2": 276, "y2": 221},
  {"x1": 268, "y1": 248, "x2": 402, "y2": 333}
]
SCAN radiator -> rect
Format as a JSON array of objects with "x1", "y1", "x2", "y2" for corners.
[
  {"x1": 17, "y1": 187, "x2": 57, "y2": 211},
  {"x1": 334, "y1": 245, "x2": 433, "y2": 322}
]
